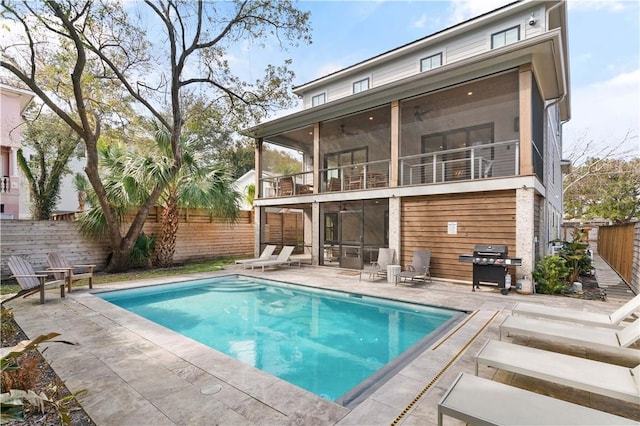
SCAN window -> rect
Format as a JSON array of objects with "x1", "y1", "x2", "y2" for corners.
[
  {"x1": 420, "y1": 53, "x2": 442, "y2": 72},
  {"x1": 352, "y1": 78, "x2": 369, "y2": 94},
  {"x1": 312, "y1": 93, "x2": 326, "y2": 107},
  {"x1": 324, "y1": 213, "x2": 338, "y2": 242},
  {"x1": 421, "y1": 123, "x2": 494, "y2": 181},
  {"x1": 491, "y1": 26, "x2": 520, "y2": 49}
]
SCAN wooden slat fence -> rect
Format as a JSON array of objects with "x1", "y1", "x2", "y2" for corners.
[
  {"x1": 263, "y1": 211, "x2": 304, "y2": 253},
  {"x1": 598, "y1": 222, "x2": 639, "y2": 294},
  {"x1": 1, "y1": 208, "x2": 260, "y2": 278}
]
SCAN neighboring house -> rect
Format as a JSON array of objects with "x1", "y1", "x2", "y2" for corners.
[
  {"x1": 233, "y1": 169, "x2": 278, "y2": 211},
  {"x1": 0, "y1": 83, "x2": 34, "y2": 219},
  {"x1": 245, "y1": 0, "x2": 570, "y2": 283}
]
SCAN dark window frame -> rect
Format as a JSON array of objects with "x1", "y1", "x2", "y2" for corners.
[
  {"x1": 312, "y1": 93, "x2": 326, "y2": 107},
  {"x1": 491, "y1": 25, "x2": 520, "y2": 49},
  {"x1": 420, "y1": 52, "x2": 443, "y2": 72},
  {"x1": 352, "y1": 78, "x2": 370, "y2": 94}
]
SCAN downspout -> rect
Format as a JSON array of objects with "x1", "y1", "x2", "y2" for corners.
[
  {"x1": 542, "y1": 0, "x2": 567, "y2": 253},
  {"x1": 545, "y1": 0, "x2": 567, "y2": 119}
]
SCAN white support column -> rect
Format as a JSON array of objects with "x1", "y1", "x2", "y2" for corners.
[
  {"x1": 10, "y1": 147, "x2": 18, "y2": 178},
  {"x1": 516, "y1": 186, "x2": 535, "y2": 281},
  {"x1": 254, "y1": 207, "x2": 263, "y2": 258},
  {"x1": 311, "y1": 202, "x2": 320, "y2": 266},
  {"x1": 388, "y1": 196, "x2": 401, "y2": 264}
]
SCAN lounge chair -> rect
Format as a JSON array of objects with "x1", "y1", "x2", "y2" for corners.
[
  {"x1": 499, "y1": 315, "x2": 640, "y2": 359},
  {"x1": 250, "y1": 246, "x2": 300, "y2": 272},
  {"x1": 438, "y1": 372, "x2": 637, "y2": 426},
  {"x1": 4, "y1": 256, "x2": 66, "y2": 304},
  {"x1": 475, "y1": 339, "x2": 640, "y2": 404},
  {"x1": 396, "y1": 249, "x2": 431, "y2": 285},
  {"x1": 512, "y1": 294, "x2": 640, "y2": 329},
  {"x1": 369, "y1": 248, "x2": 395, "y2": 281},
  {"x1": 47, "y1": 252, "x2": 95, "y2": 293},
  {"x1": 234, "y1": 245, "x2": 277, "y2": 269}
]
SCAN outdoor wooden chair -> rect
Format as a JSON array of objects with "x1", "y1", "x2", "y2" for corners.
[
  {"x1": 279, "y1": 177, "x2": 294, "y2": 196},
  {"x1": 47, "y1": 252, "x2": 95, "y2": 293},
  {"x1": 5, "y1": 256, "x2": 66, "y2": 304}
]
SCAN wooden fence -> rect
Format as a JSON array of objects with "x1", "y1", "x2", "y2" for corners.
[
  {"x1": 598, "y1": 222, "x2": 640, "y2": 294},
  {"x1": 1, "y1": 208, "x2": 257, "y2": 278}
]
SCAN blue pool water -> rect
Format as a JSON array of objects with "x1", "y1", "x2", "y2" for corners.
[{"x1": 99, "y1": 275, "x2": 464, "y2": 405}]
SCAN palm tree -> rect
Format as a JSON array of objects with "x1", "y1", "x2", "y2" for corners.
[
  {"x1": 78, "y1": 124, "x2": 240, "y2": 268},
  {"x1": 73, "y1": 172, "x2": 91, "y2": 212}
]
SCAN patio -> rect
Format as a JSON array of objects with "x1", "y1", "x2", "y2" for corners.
[{"x1": 5, "y1": 253, "x2": 638, "y2": 425}]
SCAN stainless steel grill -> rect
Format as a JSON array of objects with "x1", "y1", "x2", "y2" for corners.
[{"x1": 459, "y1": 244, "x2": 522, "y2": 294}]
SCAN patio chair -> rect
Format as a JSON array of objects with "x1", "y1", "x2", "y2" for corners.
[
  {"x1": 499, "y1": 315, "x2": 640, "y2": 359},
  {"x1": 396, "y1": 249, "x2": 431, "y2": 285},
  {"x1": 4, "y1": 256, "x2": 66, "y2": 305},
  {"x1": 328, "y1": 177, "x2": 341, "y2": 192},
  {"x1": 279, "y1": 177, "x2": 294, "y2": 196},
  {"x1": 512, "y1": 294, "x2": 640, "y2": 329},
  {"x1": 368, "y1": 248, "x2": 395, "y2": 281},
  {"x1": 47, "y1": 252, "x2": 95, "y2": 293},
  {"x1": 234, "y1": 245, "x2": 277, "y2": 268},
  {"x1": 475, "y1": 339, "x2": 640, "y2": 404},
  {"x1": 438, "y1": 373, "x2": 637, "y2": 426},
  {"x1": 250, "y1": 246, "x2": 300, "y2": 272}
]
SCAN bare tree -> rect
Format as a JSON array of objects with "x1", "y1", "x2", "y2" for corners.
[
  {"x1": 1, "y1": 0, "x2": 310, "y2": 271},
  {"x1": 563, "y1": 131, "x2": 640, "y2": 223}
]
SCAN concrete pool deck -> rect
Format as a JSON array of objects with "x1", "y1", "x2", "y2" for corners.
[{"x1": 5, "y1": 255, "x2": 639, "y2": 425}]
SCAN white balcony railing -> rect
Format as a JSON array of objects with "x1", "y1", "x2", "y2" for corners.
[
  {"x1": 320, "y1": 160, "x2": 390, "y2": 193},
  {"x1": 399, "y1": 140, "x2": 519, "y2": 186},
  {"x1": 1, "y1": 176, "x2": 11, "y2": 193},
  {"x1": 260, "y1": 171, "x2": 314, "y2": 198},
  {"x1": 257, "y1": 140, "x2": 520, "y2": 199}
]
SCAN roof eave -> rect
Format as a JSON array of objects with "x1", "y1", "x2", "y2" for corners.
[{"x1": 245, "y1": 31, "x2": 568, "y2": 139}]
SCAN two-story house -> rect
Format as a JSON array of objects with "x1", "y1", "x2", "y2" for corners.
[
  {"x1": 1, "y1": 83, "x2": 35, "y2": 219},
  {"x1": 245, "y1": 0, "x2": 570, "y2": 284}
]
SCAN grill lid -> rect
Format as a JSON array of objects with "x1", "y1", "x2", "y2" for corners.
[{"x1": 473, "y1": 244, "x2": 508, "y2": 256}]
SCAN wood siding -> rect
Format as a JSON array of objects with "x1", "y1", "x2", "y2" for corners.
[
  {"x1": 300, "y1": 4, "x2": 546, "y2": 107},
  {"x1": 401, "y1": 190, "x2": 516, "y2": 282}
]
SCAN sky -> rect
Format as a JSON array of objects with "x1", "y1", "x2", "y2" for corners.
[{"x1": 237, "y1": 0, "x2": 640, "y2": 160}]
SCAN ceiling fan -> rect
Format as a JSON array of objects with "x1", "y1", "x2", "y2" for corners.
[
  {"x1": 414, "y1": 104, "x2": 432, "y2": 121},
  {"x1": 340, "y1": 124, "x2": 359, "y2": 136}
]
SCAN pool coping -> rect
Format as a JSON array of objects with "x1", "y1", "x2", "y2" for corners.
[{"x1": 8, "y1": 264, "x2": 638, "y2": 425}]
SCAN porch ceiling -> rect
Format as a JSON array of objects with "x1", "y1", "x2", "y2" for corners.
[{"x1": 244, "y1": 30, "x2": 569, "y2": 144}]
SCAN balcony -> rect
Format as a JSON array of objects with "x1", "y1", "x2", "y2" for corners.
[
  {"x1": 261, "y1": 172, "x2": 314, "y2": 197},
  {"x1": 321, "y1": 159, "x2": 390, "y2": 192},
  {"x1": 400, "y1": 139, "x2": 519, "y2": 185},
  {"x1": 258, "y1": 140, "x2": 519, "y2": 199},
  {"x1": 1, "y1": 176, "x2": 11, "y2": 193}
]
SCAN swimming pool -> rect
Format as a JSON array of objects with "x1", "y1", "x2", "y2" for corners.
[{"x1": 99, "y1": 275, "x2": 466, "y2": 406}]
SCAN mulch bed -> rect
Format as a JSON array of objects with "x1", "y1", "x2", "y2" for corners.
[{"x1": 1, "y1": 307, "x2": 95, "y2": 426}]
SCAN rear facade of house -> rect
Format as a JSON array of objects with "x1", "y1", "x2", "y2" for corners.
[{"x1": 245, "y1": 0, "x2": 570, "y2": 284}]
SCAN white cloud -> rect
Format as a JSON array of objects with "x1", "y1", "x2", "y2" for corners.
[
  {"x1": 567, "y1": 0, "x2": 627, "y2": 13},
  {"x1": 411, "y1": 13, "x2": 428, "y2": 29},
  {"x1": 448, "y1": 0, "x2": 510, "y2": 25},
  {"x1": 563, "y1": 68, "x2": 640, "y2": 157}
]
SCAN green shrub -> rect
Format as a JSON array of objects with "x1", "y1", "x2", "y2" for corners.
[
  {"x1": 532, "y1": 255, "x2": 570, "y2": 294},
  {"x1": 556, "y1": 228, "x2": 591, "y2": 283},
  {"x1": 130, "y1": 232, "x2": 155, "y2": 268}
]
